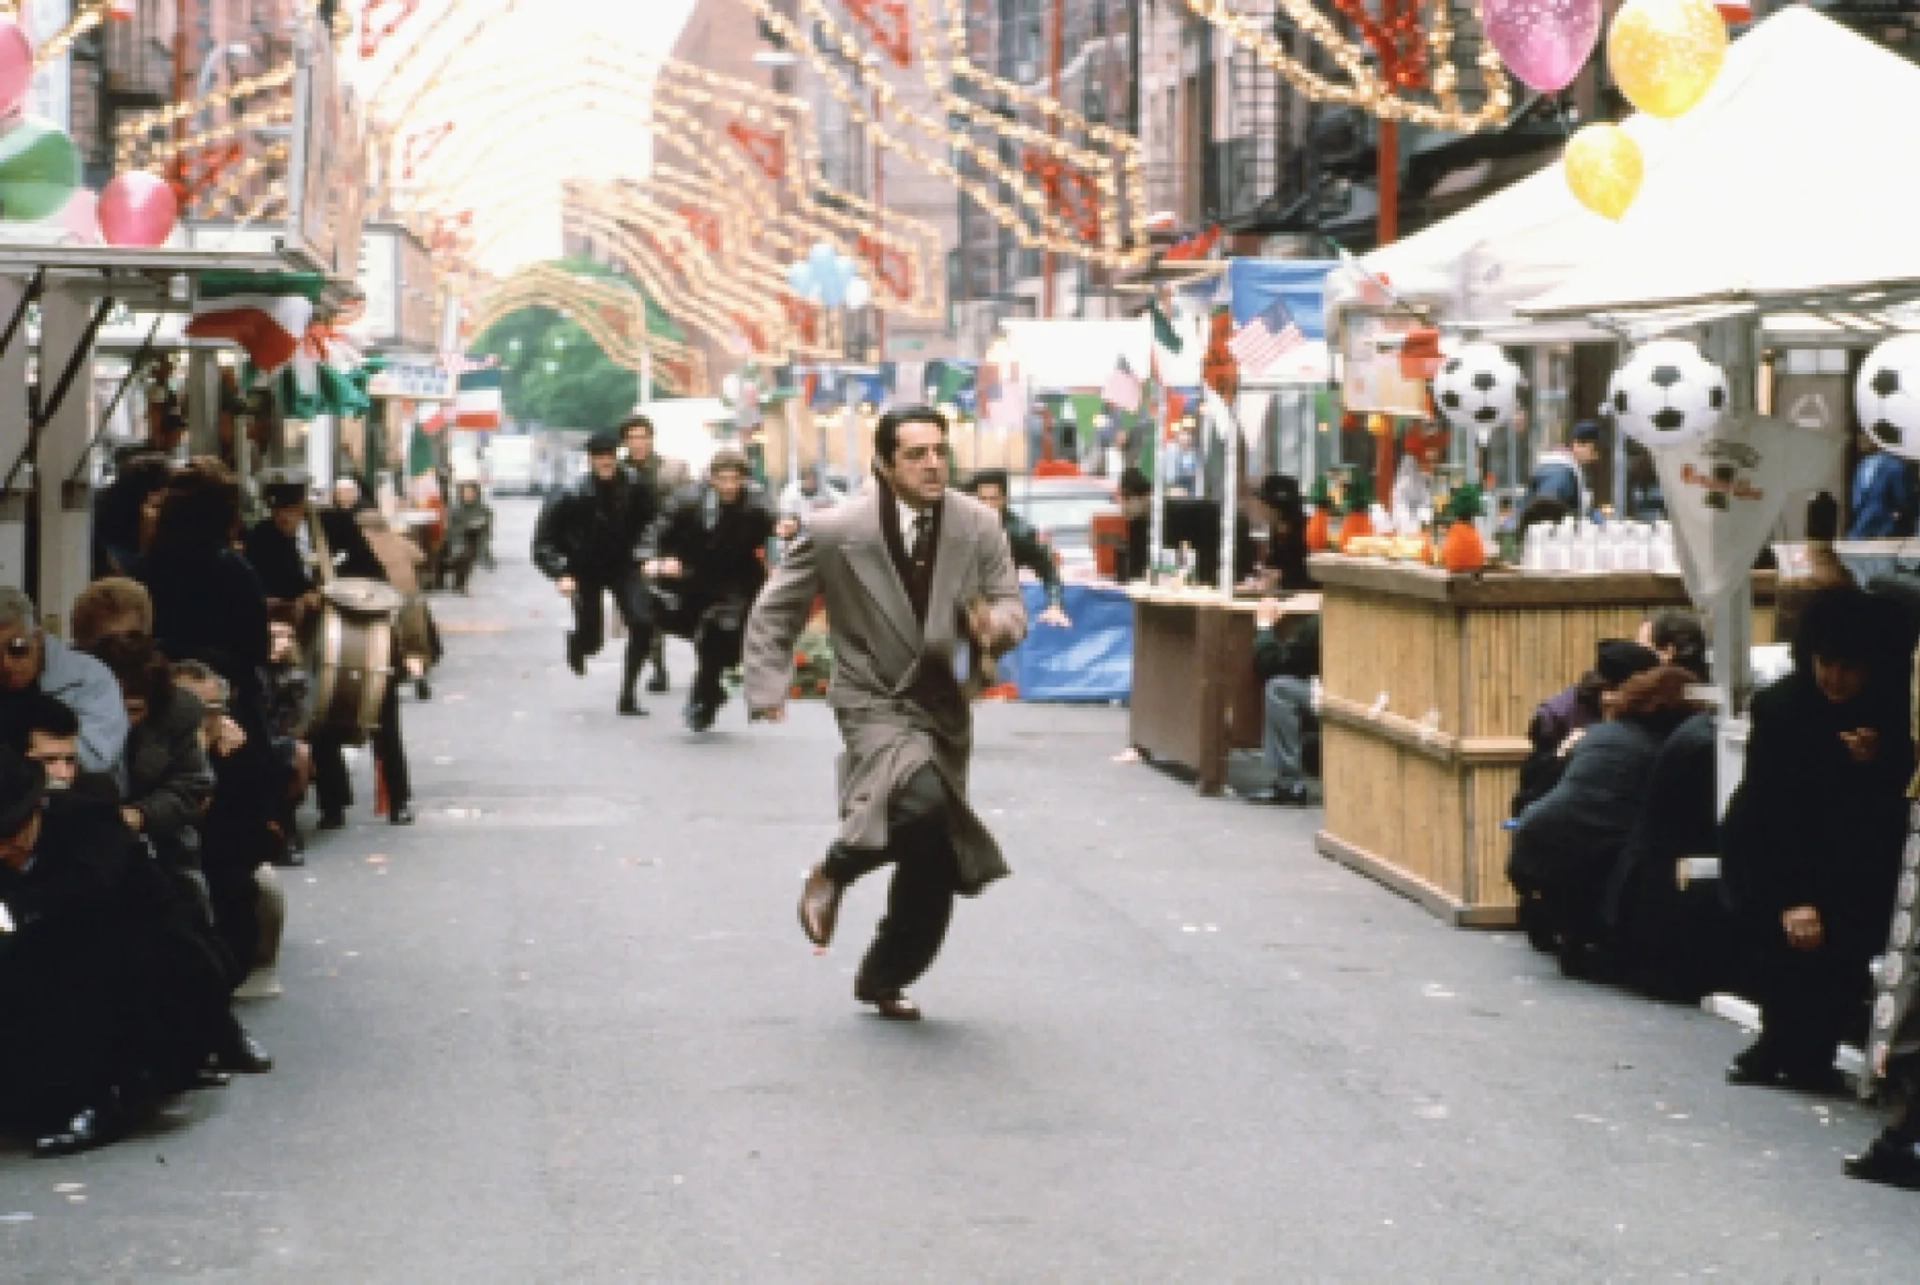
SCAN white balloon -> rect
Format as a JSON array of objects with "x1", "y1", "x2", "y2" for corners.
[
  {"x1": 843, "y1": 276, "x2": 872, "y2": 310},
  {"x1": 1433, "y1": 342, "x2": 1522, "y2": 443},
  {"x1": 1856, "y1": 334, "x2": 1920, "y2": 460},
  {"x1": 722, "y1": 374, "x2": 742, "y2": 403},
  {"x1": 1608, "y1": 338, "x2": 1728, "y2": 450}
]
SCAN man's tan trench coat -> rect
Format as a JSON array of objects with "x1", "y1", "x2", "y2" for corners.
[{"x1": 743, "y1": 487, "x2": 1026, "y2": 894}]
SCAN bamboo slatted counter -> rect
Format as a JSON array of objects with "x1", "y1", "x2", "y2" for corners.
[{"x1": 1310, "y1": 557, "x2": 1776, "y2": 927}]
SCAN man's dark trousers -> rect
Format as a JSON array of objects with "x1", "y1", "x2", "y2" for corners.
[
  {"x1": 821, "y1": 764, "x2": 960, "y2": 994},
  {"x1": 571, "y1": 571, "x2": 653, "y2": 702},
  {"x1": 313, "y1": 679, "x2": 411, "y2": 815}
]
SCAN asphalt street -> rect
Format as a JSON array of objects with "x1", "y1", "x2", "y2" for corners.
[{"x1": 3, "y1": 496, "x2": 1918, "y2": 1282}]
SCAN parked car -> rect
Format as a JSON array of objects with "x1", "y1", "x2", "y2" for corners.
[{"x1": 1007, "y1": 476, "x2": 1118, "y2": 578}]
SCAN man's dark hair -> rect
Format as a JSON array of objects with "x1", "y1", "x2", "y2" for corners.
[
  {"x1": 872, "y1": 406, "x2": 949, "y2": 466},
  {"x1": 1648, "y1": 609, "x2": 1707, "y2": 677},
  {"x1": 1795, "y1": 585, "x2": 1885, "y2": 670},
  {"x1": 151, "y1": 458, "x2": 242, "y2": 555},
  {"x1": 87, "y1": 631, "x2": 176, "y2": 716},
  {"x1": 2, "y1": 690, "x2": 78, "y2": 754},
  {"x1": 1119, "y1": 467, "x2": 1152, "y2": 499},
  {"x1": 619, "y1": 414, "x2": 654, "y2": 437},
  {"x1": 967, "y1": 468, "x2": 1010, "y2": 495}
]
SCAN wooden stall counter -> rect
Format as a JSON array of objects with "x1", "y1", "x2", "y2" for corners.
[
  {"x1": 1310, "y1": 556, "x2": 1774, "y2": 928},
  {"x1": 1125, "y1": 584, "x2": 1319, "y2": 795}
]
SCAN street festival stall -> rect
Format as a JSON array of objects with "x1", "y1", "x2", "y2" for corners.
[
  {"x1": 1310, "y1": 3, "x2": 1920, "y2": 925},
  {"x1": 0, "y1": 9, "x2": 365, "y2": 624}
]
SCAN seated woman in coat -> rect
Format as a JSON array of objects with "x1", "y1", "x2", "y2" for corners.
[
  {"x1": 1603, "y1": 708, "x2": 1737, "y2": 1002},
  {"x1": 86, "y1": 632, "x2": 212, "y2": 883},
  {"x1": 1721, "y1": 586, "x2": 1914, "y2": 1094},
  {"x1": 1508, "y1": 665, "x2": 1704, "y2": 977}
]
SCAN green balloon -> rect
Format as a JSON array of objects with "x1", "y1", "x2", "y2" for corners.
[{"x1": 0, "y1": 119, "x2": 80, "y2": 224}]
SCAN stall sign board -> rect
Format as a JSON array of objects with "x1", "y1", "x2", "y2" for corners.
[
  {"x1": 1340, "y1": 310, "x2": 1430, "y2": 416},
  {"x1": 368, "y1": 359, "x2": 456, "y2": 402}
]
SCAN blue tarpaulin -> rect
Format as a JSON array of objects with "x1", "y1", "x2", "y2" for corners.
[
  {"x1": 1227, "y1": 259, "x2": 1338, "y2": 336},
  {"x1": 999, "y1": 582, "x2": 1133, "y2": 703}
]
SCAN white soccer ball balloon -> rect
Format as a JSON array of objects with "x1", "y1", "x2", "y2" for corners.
[
  {"x1": 1433, "y1": 342, "x2": 1522, "y2": 443},
  {"x1": 1855, "y1": 334, "x2": 1920, "y2": 459},
  {"x1": 1607, "y1": 339, "x2": 1728, "y2": 449}
]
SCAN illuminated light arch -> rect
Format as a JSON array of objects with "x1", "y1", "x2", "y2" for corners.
[{"x1": 464, "y1": 266, "x2": 706, "y2": 396}]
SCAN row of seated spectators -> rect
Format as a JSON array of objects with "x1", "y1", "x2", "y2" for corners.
[
  {"x1": 0, "y1": 453, "x2": 419, "y2": 1159},
  {"x1": 1506, "y1": 582, "x2": 1920, "y2": 1190}
]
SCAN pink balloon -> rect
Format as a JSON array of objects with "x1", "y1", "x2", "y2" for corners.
[
  {"x1": 0, "y1": 18, "x2": 29, "y2": 117},
  {"x1": 60, "y1": 188, "x2": 100, "y2": 244},
  {"x1": 1484, "y1": 0, "x2": 1603, "y2": 94},
  {"x1": 98, "y1": 171, "x2": 179, "y2": 247}
]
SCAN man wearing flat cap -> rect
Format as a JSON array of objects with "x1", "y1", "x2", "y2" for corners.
[{"x1": 532, "y1": 430, "x2": 660, "y2": 715}]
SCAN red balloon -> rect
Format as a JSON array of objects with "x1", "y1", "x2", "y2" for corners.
[{"x1": 98, "y1": 171, "x2": 179, "y2": 247}]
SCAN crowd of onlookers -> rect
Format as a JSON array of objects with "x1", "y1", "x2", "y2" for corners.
[
  {"x1": 1506, "y1": 577, "x2": 1920, "y2": 1190},
  {"x1": 0, "y1": 419, "x2": 473, "y2": 1159}
]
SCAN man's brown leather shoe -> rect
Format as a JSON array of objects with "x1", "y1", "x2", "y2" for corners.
[
  {"x1": 854, "y1": 983, "x2": 921, "y2": 1021},
  {"x1": 798, "y1": 864, "x2": 844, "y2": 947}
]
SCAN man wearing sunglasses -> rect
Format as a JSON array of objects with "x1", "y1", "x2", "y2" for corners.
[{"x1": 0, "y1": 588, "x2": 127, "y2": 777}]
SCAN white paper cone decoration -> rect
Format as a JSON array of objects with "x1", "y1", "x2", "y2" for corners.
[
  {"x1": 1607, "y1": 338, "x2": 1728, "y2": 449},
  {"x1": 1433, "y1": 342, "x2": 1522, "y2": 443},
  {"x1": 1855, "y1": 334, "x2": 1920, "y2": 460}
]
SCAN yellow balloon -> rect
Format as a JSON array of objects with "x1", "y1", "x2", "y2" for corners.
[
  {"x1": 1564, "y1": 124, "x2": 1643, "y2": 221},
  {"x1": 1607, "y1": 0, "x2": 1728, "y2": 118}
]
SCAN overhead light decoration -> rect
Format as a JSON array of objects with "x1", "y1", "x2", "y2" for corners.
[
  {"x1": 1182, "y1": 0, "x2": 1513, "y2": 131},
  {"x1": 739, "y1": 0, "x2": 1149, "y2": 267},
  {"x1": 464, "y1": 263, "x2": 705, "y2": 396}
]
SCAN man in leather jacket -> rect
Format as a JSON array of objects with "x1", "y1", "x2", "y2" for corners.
[
  {"x1": 641, "y1": 449, "x2": 775, "y2": 731},
  {"x1": 533, "y1": 432, "x2": 659, "y2": 715}
]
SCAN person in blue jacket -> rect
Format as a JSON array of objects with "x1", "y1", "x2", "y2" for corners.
[
  {"x1": 1847, "y1": 431, "x2": 1918, "y2": 538},
  {"x1": 1523, "y1": 421, "x2": 1600, "y2": 517}
]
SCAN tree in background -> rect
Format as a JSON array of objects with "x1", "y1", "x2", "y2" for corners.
[{"x1": 471, "y1": 258, "x2": 681, "y2": 429}]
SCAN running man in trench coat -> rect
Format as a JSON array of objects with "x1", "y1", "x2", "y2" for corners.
[{"x1": 744, "y1": 407, "x2": 1026, "y2": 1020}]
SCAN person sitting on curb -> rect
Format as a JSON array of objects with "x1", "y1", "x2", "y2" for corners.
[
  {"x1": 965, "y1": 469, "x2": 1071, "y2": 628},
  {"x1": 1245, "y1": 594, "x2": 1320, "y2": 806}
]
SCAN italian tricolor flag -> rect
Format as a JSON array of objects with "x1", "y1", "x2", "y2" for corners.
[
  {"x1": 184, "y1": 271, "x2": 326, "y2": 375},
  {"x1": 455, "y1": 366, "x2": 504, "y2": 429}
]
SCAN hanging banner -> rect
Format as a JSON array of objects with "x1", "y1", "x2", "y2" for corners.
[{"x1": 1651, "y1": 409, "x2": 1845, "y2": 607}]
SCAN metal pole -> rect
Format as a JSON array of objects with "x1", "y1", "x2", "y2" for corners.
[
  {"x1": 1219, "y1": 396, "x2": 1238, "y2": 594},
  {"x1": 1042, "y1": 0, "x2": 1066, "y2": 320},
  {"x1": 1376, "y1": 119, "x2": 1398, "y2": 246}
]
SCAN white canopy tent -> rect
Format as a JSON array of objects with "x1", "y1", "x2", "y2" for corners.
[
  {"x1": 999, "y1": 316, "x2": 1205, "y2": 392},
  {"x1": 1520, "y1": 7, "x2": 1920, "y2": 321}
]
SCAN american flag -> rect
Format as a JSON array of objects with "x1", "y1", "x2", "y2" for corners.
[
  {"x1": 1227, "y1": 297, "x2": 1304, "y2": 377},
  {"x1": 1102, "y1": 357, "x2": 1142, "y2": 412}
]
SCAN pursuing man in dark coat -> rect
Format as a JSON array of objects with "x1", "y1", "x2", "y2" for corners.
[
  {"x1": 643, "y1": 448, "x2": 775, "y2": 731},
  {"x1": 744, "y1": 407, "x2": 1026, "y2": 1021},
  {"x1": 0, "y1": 751, "x2": 232, "y2": 1157},
  {"x1": 965, "y1": 469, "x2": 1070, "y2": 627},
  {"x1": 622, "y1": 414, "x2": 692, "y2": 694},
  {"x1": 533, "y1": 431, "x2": 659, "y2": 715}
]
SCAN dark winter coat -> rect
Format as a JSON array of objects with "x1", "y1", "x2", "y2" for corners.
[
  {"x1": 241, "y1": 518, "x2": 315, "y2": 603},
  {"x1": 644, "y1": 482, "x2": 776, "y2": 634},
  {"x1": 1252, "y1": 613, "x2": 1320, "y2": 683},
  {"x1": 1721, "y1": 672, "x2": 1912, "y2": 961},
  {"x1": 1509, "y1": 716, "x2": 1681, "y2": 898},
  {"x1": 120, "y1": 688, "x2": 215, "y2": 874},
  {"x1": 140, "y1": 547, "x2": 271, "y2": 731},
  {"x1": 0, "y1": 793, "x2": 231, "y2": 1122},
  {"x1": 532, "y1": 471, "x2": 657, "y2": 585}
]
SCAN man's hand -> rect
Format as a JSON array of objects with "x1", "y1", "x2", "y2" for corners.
[
  {"x1": 750, "y1": 705, "x2": 787, "y2": 723},
  {"x1": 1255, "y1": 596, "x2": 1285, "y2": 630},
  {"x1": 1037, "y1": 604, "x2": 1071, "y2": 628},
  {"x1": 1841, "y1": 728, "x2": 1880, "y2": 763},
  {"x1": 645, "y1": 557, "x2": 683, "y2": 578},
  {"x1": 213, "y1": 716, "x2": 246, "y2": 756},
  {"x1": 1783, "y1": 905, "x2": 1824, "y2": 951},
  {"x1": 120, "y1": 806, "x2": 143, "y2": 832},
  {"x1": 555, "y1": 575, "x2": 577, "y2": 597}
]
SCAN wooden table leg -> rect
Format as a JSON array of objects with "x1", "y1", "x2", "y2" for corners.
[{"x1": 1196, "y1": 605, "x2": 1228, "y2": 795}]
